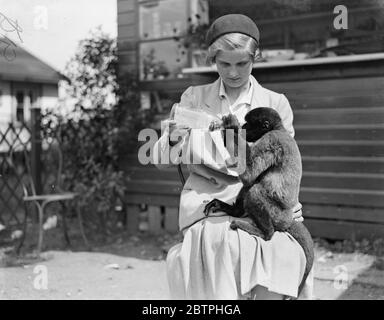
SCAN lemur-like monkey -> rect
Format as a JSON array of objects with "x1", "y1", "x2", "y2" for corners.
[{"x1": 204, "y1": 107, "x2": 314, "y2": 296}]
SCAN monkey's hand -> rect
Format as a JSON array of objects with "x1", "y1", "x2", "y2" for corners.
[
  {"x1": 230, "y1": 220, "x2": 267, "y2": 239},
  {"x1": 209, "y1": 120, "x2": 223, "y2": 131},
  {"x1": 204, "y1": 199, "x2": 234, "y2": 216},
  {"x1": 222, "y1": 114, "x2": 240, "y2": 130}
]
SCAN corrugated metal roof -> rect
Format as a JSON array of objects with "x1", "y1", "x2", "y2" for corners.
[{"x1": 0, "y1": 38, "x2": 66, "y2": 84}]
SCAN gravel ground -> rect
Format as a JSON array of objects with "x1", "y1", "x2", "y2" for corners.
[
  {"x1": 1, "y1": 251, "x2": 169, "y2": 300},
  {"x1": 1, "y1": 226, "x2": 384, "y2": 300}
]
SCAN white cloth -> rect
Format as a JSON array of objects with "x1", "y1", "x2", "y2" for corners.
[{"x1": 167, "y1": 216, "x2": 314, "y2": 299}]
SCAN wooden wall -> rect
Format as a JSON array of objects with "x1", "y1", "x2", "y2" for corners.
[
  {"x1": 119, "y1": 57, "x2": 384, "y2": 240},
  {"x1": 116, "y1": 1, "x2": 384, "y2": 239},
  {"x1": 191, "y1": 60, "x2": 384, "y2": 240},
  {"x1": 270, "y1": 74, "x2": 384, "y2": 240},
  {"x1": 117, "y1": 0, "x2": 139, "y2": 76}
]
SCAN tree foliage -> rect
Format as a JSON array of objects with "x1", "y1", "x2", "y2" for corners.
[
  {"x1": 65, "y1": 27, "x2": 118, "y2": 111},
  {"x1": 41, "y1": 27, "x2": 152, "y2": 235}
]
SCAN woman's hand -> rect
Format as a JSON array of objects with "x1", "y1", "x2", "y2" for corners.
[
  {"x1": 292, "y1": 202, "x2": 304, "y2": 222},
  {"x1": 168, "y1": 120, "x2": 191, "y2": 146}
]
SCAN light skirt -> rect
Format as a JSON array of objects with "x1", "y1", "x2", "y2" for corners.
[{"x1": 166, "y1": 215, "x2": 314, "y2": 300}]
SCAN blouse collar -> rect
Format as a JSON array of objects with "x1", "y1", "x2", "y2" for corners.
[
  {"x1": 218, "y1": 77, "x2": 253, "y2": 108},
  {"x1": 204, "y1": 75, "x2": 267, "y2": 110}
]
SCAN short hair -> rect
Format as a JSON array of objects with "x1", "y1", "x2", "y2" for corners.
[{"x1": 206, "y1": 33, "x2": 260, "y2": 66}]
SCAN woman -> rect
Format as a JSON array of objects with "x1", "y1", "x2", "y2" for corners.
[{"x1": 153, "y1": 14, "x2": 314, "y2": 300}]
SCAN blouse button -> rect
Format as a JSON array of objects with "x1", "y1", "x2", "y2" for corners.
[{"x1": 210, "y1": 177, "x2": 218, "y2": 185}]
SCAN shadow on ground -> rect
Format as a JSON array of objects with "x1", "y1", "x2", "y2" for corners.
[
  {"x1": 337, "y1": 262, "x2": 384, "y2": 300},
  {"x1": 0, "y1": 218, "x2": 177, "y2": 299},
  {"x1": 0, "y1": 217, "x2": 183, "y2": 266},
  {"x1": 1, "y1": 217, "x2": 384, "y2": 299}
]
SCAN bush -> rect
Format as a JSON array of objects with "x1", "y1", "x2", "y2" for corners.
[{"x1": 41, "y1": 28, "x2": 154, "y2": 235}]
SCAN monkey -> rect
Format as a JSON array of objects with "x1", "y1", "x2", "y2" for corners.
[{"x1": 204, "y1": 107, "x2": 314, "y2": 297}]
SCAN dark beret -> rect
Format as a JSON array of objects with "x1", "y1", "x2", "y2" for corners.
[{"x1": 205, "y1": 14, "x2": 260, "y2": 47}]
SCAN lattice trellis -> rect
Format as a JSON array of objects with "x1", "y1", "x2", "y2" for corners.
[
  {"x1": 0, "y1": 122, "x2": 32, "y2": 226},
  {"x1": 0, "y1": 118, "x2": 64, "y2": 228}
]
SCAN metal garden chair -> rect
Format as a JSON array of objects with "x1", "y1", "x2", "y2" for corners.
[{"x1": 8, "y1": 143, "x2": 90, "y2": 255}]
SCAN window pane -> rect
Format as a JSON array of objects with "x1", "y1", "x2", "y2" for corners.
[
  {"x1": 16, "y1": 91, "x2": 24, "y2": 122},
  {"x1": 208, "y1": 0, "x2": 384, "y2": 55},
  {"x1": 140, "y1": 40, "x2": 188, "y2": 80},
  {"x1": 139, "y1": 0, "x2": 188, "y2": 40},
  {"x1": 16, "y1": 91, "x2": 24, "y2": 105},
  {"x1": 16, "y1": 109, "x2": 24, "y2": 122},
  {"x1": 29, "y1": 91, "x2": 34, "y2": 108}
]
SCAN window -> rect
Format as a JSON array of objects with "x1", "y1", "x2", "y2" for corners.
[
  {"x1": 139, "y1": 0, "x2": 189, "y2": 80},
  {"x1": 16, "y1": 91, "x2": 24, "y2": 122},
  {"x1": 28, "y1": 91, "x2": 34, "y2": 107},
  {"x1": 138, "y1": 0, "x2": 209, "y2": 80},
  {"x1": 208, "y1": 0, "x2": 384, "y2": 57},
  {"x1": 140, "y1": 39, "x2": 188, "y2": 80},
  {"x1": 139, "y1": 0, "x2": 188, "y2": 40}
]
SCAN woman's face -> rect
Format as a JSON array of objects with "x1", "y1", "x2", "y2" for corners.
[{"x1": 215, "y1": 50, "x2": 253, "y2": 90}]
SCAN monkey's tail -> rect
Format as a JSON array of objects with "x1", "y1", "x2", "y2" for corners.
[{"x1": 287, "y1": 221, "x2": 315, "y2": 299}]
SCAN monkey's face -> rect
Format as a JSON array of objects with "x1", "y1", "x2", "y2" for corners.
[{"x1": 242, "y1": 107, "x2": 283, "y2": 142}]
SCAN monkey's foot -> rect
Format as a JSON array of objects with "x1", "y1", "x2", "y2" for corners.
[
  {"x1": 230, "y1": 220, "x2": 266, "y2": 239},
  {"x1": 204, "y1": 199, "x2": 233, "y2": 216}
]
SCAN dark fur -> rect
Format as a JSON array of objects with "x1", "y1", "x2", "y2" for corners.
[{"x1": 204, "y1": 107, "x2": 314, "y2": 297}]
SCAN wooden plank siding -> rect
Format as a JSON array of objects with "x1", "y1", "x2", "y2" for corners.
[
  {"x1": 118, "y1": 58, "x2": 384, "y2": 238},
  {"x1": 267, "y1": 71, "x2": 384, "y2": 240},
  {"x1": 117, "y1": 0, "x2": 138, "y2": 76},
  {"x1": 117, "y1": 2, "x2": 384, "y2": 238}
]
